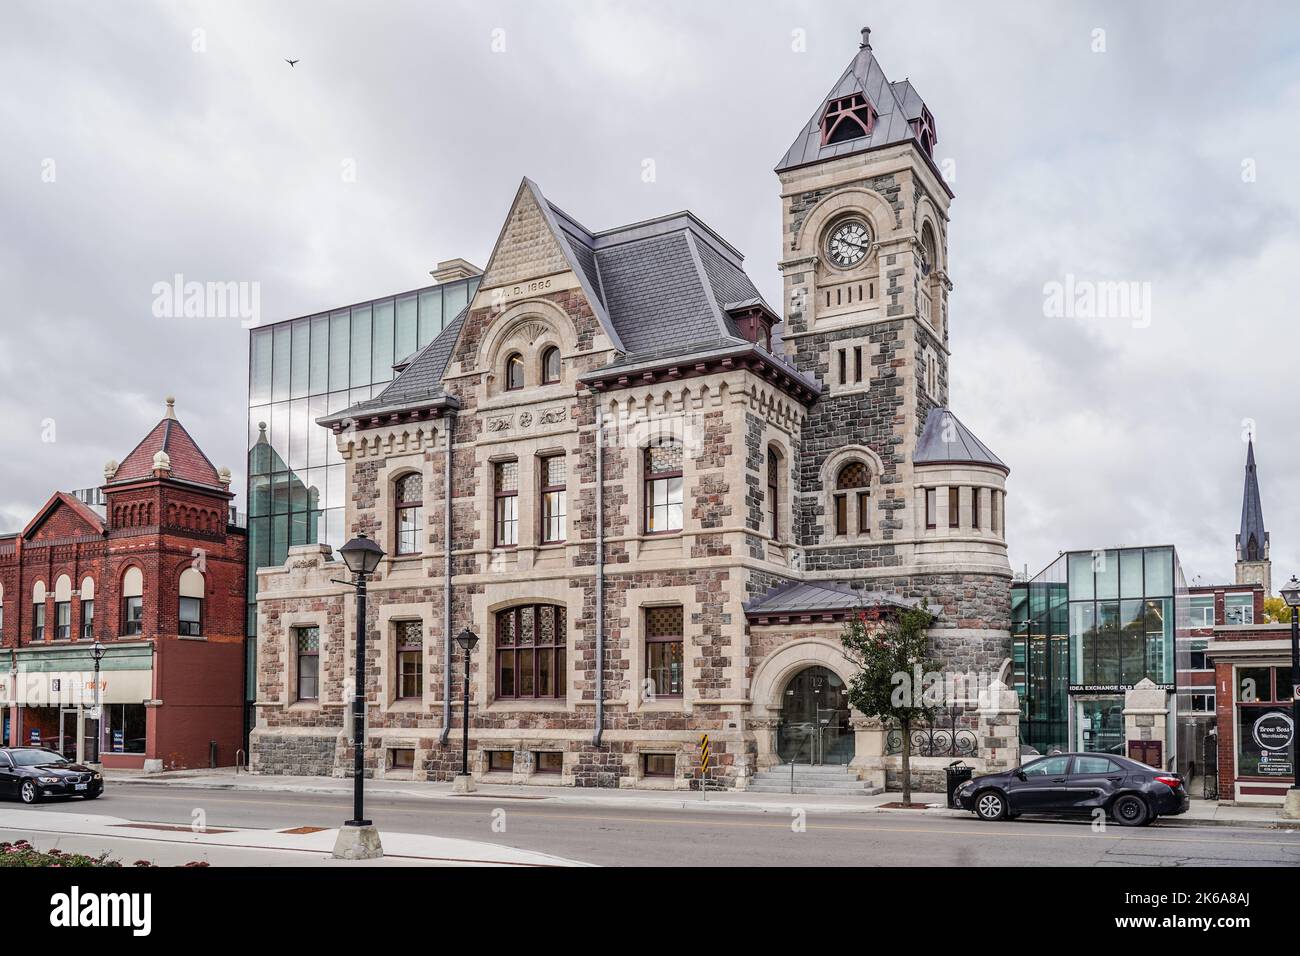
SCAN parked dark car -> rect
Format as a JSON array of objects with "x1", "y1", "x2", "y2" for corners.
[
  {"x1": 0, "y1": 747, "x2": 104, "y2": 804},
  {"x1": 954, "y1": 752, "x2": 1188, "y2": 826}
]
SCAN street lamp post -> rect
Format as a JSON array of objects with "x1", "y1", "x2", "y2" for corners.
[
  {"x1": 1280, "y1": 576, "x2": 1300, "y2": 819},
  {"x1": 332, "y1": 533, "x2": 385, "y2": 859},
  {"x1": 454, "y1": 628, "x2": 479, "y2": 792},
  {"x1": 90, "y1": 641, "x2": 105, "y2": 764}
]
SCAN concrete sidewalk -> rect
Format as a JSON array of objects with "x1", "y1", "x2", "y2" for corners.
[
  {"x1": 0, "y1": 807, "x2": 586, "y2": 867},
  {"x1": 100, "y1": 767, "x2": 1297, "y2": 828}
]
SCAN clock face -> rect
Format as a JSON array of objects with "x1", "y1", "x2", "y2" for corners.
[{"x1": 827, "y1": 219, "x2": 871, "y2": 268}]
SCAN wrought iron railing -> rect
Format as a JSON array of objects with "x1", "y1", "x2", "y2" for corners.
[{"x1": 886, "y1": 704, "x2": 978, "y2": 758}]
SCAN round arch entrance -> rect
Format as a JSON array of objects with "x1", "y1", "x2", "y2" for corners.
[{"x1": 776, "y1": 666, "x2": 853, "y2": 765}]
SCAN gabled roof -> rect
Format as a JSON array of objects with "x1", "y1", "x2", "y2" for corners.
[
  {"x1": 110, "y1": 399, "x2": 225, "y2": 489},
  {"x1": 744, "y1": 579, "x2": 927, "y2": 620},
  {"x1": 913, "y1": 408, "x2": 1009, "y2": 473},
  {"x1": 1237, "y1": 438, "x2": 1268, "y2": 561},
  {"x1": 21, "y1": 491, "x2": 106, "y2": 541},
  {"x1": 776, "y1": 28, "x2": 950, "y2": 196}
]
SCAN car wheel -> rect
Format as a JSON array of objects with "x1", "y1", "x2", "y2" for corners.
[
  {"x1": 975, "y1": 789, "x2": 1007, "y2": 821},
  {"x1": 1112, "y1": 794, "x2": 1149, "y2": 827},
  {"x1": 19, "y1": 781, "x2": 39, "y2": 805}
]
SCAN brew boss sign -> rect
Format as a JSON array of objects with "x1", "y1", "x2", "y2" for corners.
[{"x1": 1251, "y1": 711, "x2": 1295, "y2": 778}]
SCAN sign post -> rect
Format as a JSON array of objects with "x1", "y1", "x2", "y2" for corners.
[{"x1": 698, "y1": 733, "x2": 711, "y2": 800}]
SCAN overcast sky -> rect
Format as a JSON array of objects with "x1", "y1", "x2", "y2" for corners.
[{"x1": 1, "y1": 0, "x2": 1295, "y2": 587}]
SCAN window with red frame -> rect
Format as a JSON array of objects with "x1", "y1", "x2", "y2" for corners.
[{"x1": 821, "y1": 92, "x2": 876, "y2": 145}]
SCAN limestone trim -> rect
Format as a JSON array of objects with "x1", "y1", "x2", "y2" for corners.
[
  {"x1": 624, "y1": 584, "x2": 698, "y2": 713},
  {"x1": 276, "y1": 608, "x2": 336, "y2": 711},
  {"x1": 474, "y1": 577, "x2": 582, "y2": 711},
  {"x1": 473, "y1": 297, "x2": 578, "y2": 399},
  {"x1": 376, "y1": 600, "x2": 439, "y2": 713},
  {"x1": 789, "y1": 186, "x2": 901, "y2": 255}
]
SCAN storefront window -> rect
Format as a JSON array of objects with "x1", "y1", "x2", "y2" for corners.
[{"x1": 106, "y1": 704, "x2": 146, "y2": 754}]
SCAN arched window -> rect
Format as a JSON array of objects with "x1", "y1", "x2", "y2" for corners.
[
  {"x1": 80, "y1": 577, "x2": 95, "y2": 639},
  {"x1": 179, "y1": 568, "x2": 204, "y2": 636},
  {"x1": 394, "y1": 472, "x2": 423, "y2": 555},
  {"x1": 121, "y1": 567, "x2": 144, "y2": 636},
  {"x1": 541, "y1": 346, "x2": 561, "y2": 385},
  {"x1": 834, "y1": 462, "x2": 871, "y2": 536},
  {"x1": 53, "y1": 575, "x2": 72, "y2": 640},
  {"x1": 920, "y1": 222, "x2": 937, "y2": 278},
  {"x1": 767, "y1": 448, "x2": 782, "y2": 542},
  {"x1": 31, "y1": 581, "x2": 45, "y2": 641},
  {"x1": 644, "y1": 438, "x2": 683, "y2": 534},
  {"x1": 504, "y1": 352, "x2": 525, "y2": 391},
  {"x1": 495, "y1": 604, "x2": 566, "y2": 700}
]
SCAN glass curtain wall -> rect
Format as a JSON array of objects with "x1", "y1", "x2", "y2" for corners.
[
  {"x1": 245, "y1": 276, "x2": 478, "y2": 635},
  {"x1": 1010, "y1": 555, "x2": 1069, "y2": 754}
]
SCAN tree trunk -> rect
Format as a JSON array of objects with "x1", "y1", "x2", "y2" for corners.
[{"x1": 900, "y1": 717, "x2": 912, "y2": 805}]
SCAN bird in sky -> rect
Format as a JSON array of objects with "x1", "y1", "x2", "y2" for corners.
[{"x1": 285, "y1": 58, "x2": 299, "y2": 68}]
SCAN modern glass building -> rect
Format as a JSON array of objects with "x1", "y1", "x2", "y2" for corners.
[
  {"x1": 1011, "y1": 546, "x2": 1187, "y2": 763},
  {"x1": 243, "y1": 267, "x2": 482, "y2": 739}
]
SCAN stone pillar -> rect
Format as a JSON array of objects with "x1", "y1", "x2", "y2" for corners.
[
  {"x1": 751, "y1": 717, "x2": 779, "y2": 770},
  {"x1": 976, "y1": 680, "x2": 1020, "y2": 774},
  {"x1": 849, "y1": 715, "x2": 886, "y2": 792},
  {"x1": 1123, "y1": 678, "x2": 1170, "y2": 768}
]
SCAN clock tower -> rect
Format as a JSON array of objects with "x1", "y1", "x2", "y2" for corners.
[{"x1": 775, "y1": 27, "x2": 1011, "y2": 675}]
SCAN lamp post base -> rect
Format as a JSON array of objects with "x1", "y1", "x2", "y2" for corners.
[
  {"x1": 332, "y1": 823, "x2": 383, "y2": 860},
  {"x1": 453, "y1": 773, "x2": 476, "y2": 794},
  {"x1": 1282, "y1": 789, "x2": 1300, "y2": 820}
]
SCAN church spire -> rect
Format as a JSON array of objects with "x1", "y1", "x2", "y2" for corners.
[{"x1": 1235, "y1": 438, "x2": 1271, "y2": 592}]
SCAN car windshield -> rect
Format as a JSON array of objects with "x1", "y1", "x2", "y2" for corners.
[{"x1": 8, "y1": 749, "x2": 68, "y2": 767}]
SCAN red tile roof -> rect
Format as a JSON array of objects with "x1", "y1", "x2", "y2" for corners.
[{"x1": 113, "y1": 414, "x2": 223, "y2": 489}]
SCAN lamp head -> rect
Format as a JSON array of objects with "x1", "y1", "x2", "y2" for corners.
[
  {"x1": 1281, "y1": 575, "x2": 1300, "y2": 609},
  {"x1": 339, "y1": 533, "x2": 385, "y2": 576},
  {"x1": 455, "y1": 628, "x2": 479, "y2": 653}
]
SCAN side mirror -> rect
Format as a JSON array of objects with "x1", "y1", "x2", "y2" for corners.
[{"x1": 1013, "y1": 769, "x2": 1026, "y2": 780}]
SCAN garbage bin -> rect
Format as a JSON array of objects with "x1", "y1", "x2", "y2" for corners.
[{"x1": 945, "y1": 760, "x2": 973, "y2": 809}]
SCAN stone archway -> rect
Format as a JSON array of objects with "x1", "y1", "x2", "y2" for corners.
[{"x1": 750, "y1": 638, "x2": 867, "y2": 769}]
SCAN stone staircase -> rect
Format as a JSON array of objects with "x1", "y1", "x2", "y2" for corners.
[{"x1": 746, "y1": 763, "x2": 874, "y2": 796}]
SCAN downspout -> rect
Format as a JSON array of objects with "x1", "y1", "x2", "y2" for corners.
[
  {"x1": 439, "y1": 410, "x2": 456, "y2": 746},
  {"x1": 593, "y1": 400, "x2": 605, "y2": 747}
]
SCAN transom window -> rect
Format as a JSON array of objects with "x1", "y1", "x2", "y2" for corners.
[
  {"x1": 541, "y1": 346, "x2": 561, "y2": 385},
  {"x1": 494, "y1": 460, "x2": 519, "y2": 547},
  {"x1": 395, "y1": 473, "x2": 423, "y2": 555},
  {"x1": 505, "y1": 352, "x2": 525, "y2": 391},
  {"x1": 540, "y1": 455, "x2": 567, "y2": 544},
  {"x1": 396, "y1": 621, "x2": 422, "y2": 700},
  {"x1": 644, "y1": 438, "x2": 683, "y2": 534},
  {"x1": 296, "y1": 626, "x2": 320, "y2": 701},
  {"x1": 496, "y1": 604, "x2": 565, "y2": 700},
  {"x1": 645, "y1": 605, "x2": 684, "y2": 699}
]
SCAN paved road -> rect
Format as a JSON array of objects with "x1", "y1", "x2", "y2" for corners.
[{"x1": 24, "y1": 786, "x2": 1300, "y2": 866}]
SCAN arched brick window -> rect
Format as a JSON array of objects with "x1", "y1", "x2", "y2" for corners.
[
  {"x1": 504, "y1": 352, "x2": 525, "y2": 391},
  {"x1": 394, "y1": 472, "x2": 423, "y2": 555}
]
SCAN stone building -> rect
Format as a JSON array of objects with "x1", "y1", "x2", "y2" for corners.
[
  {"x1": 0, "y1": 399, "x2": 246, "y2": 770},
  {"x1": 251, "y1": 29, "x2": 1012, "y2": 789}
]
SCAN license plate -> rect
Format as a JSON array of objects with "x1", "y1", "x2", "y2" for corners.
[{"x1": 74, "y1": 783, "x2": 87, "y2": 791}]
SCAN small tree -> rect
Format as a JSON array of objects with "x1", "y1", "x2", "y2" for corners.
[{"x1": 840, "y1": 602, "x2": 936, "y2": 806}]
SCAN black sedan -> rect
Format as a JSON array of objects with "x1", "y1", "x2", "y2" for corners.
[
  {"x1": 0, "y1": 748, "x2": 104, "y2": 804},
  {"x1": 954, "y1": 753, "x2": 1188, "y2": 826}
]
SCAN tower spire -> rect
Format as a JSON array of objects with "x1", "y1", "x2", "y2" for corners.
[{"x1": 1235, "y1": 437, "x2": 1271, "y2": 592}]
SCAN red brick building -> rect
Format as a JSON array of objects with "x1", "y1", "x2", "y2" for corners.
[{"x1": 0, "y1": 398, "x2": 246, "y2": 770}]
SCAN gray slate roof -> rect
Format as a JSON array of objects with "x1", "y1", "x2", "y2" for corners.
[
  {"x1": 776, "y1": 35, "x2": 933, "y2": 174},
  {"x1": 913, "y1": 407, "x2": 1008, "y2": 473},
  {"x1": 1237, "y1": 439, "x2": 1269, "y2": 561},
  {"x1": 744, "y1": 579, "x2": 926, "y2": 617}
]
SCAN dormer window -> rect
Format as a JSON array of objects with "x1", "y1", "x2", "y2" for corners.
[
  {"x1": 821, "y1": 93, "x2": 876, "y2": 146},
  {"x1": 911, "y1": 106, "x2": 937, "y2": 156},
  {"x1": 731, "y1": 307, "x2": 773, "y2": 350}
]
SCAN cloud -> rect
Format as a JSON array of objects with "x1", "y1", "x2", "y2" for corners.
[{"x1": 0, "y1": 0, "x2": 1295, "y2": 590}]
